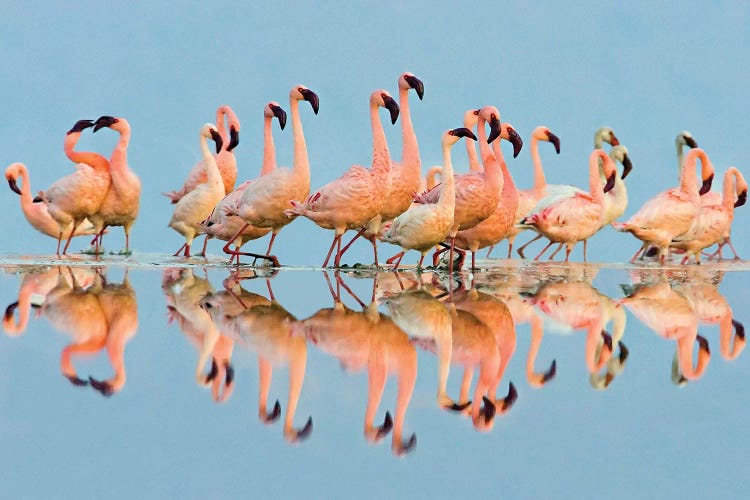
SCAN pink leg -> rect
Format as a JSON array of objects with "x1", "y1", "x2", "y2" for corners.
[
  {"x1": 548, "y1": 243, "x2": 564, "y2": 260},
  {"x1": 198, "y1": 234, "x2": 210, "y2": 257},
  {"x1": 266, "y1": 232, "x2": 278, "y2": 255},
  {"x1": 517, "y1": 234, "x2": 542, "y2": 258},
  {"x1": 507, "y1": 241, "x2": 513, "y2": 259},
  {"x1": 471, "y1": 251, "x2": 476, "y2": 270},
  {"x1": 726, "y1": 239, "x2": 740, "y2": 260},
  {"x1": 369, "y1": 235, "x2": 379, "y2": 267},
  {"x1": 448, "y1": 237, "x2": 455, "y2": 273},
  {"x1": 338, "y1": 227, "x2": 366, "y2": 260},
  {"x1": 417, "y1": 254, "x2": 424, "y2": 269},
  {"x1": 583, "y1": 240, "x2": 587, "y2": 261},
  {"x1": 61, "y1": 223, "x2": 76, "y2": 255},
  {"x1": 322, "y1": 234, "x2": 339, "y2": 268},
  {"x1": 183, "y1": 244, "x2": 191, "y2": 258},
  {"x1": 432, "y1": 244, "x2": 450, "y2": 267},
  {"x1": 629, "y1": 244, "x2": 646, "y2": 263},
  {"x1": 564, "y1": 245, "x2": 572, "y2": 262},
  {"x1": 56, "y1": 231, "x2": 63, "y2": 256},
  {"x1": 386, "y1": 251, "x2": 404, "y2": 266},
  {"x1": 334, "y1": 234, "x2": 344, "y2": 268},
  {"x1": 534, "y1": 241, "x2": 555, "y2": 261},
  {"x1": 173, "y1": 243, "x2": 187, "y2": 257}
]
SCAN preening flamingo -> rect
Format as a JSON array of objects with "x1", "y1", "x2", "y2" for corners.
[
  {"x1": 91, "y1": 116, "x2": 141, "y2": 254},
  {"x1": 521, "y1": 149, "x2": 618, "y2": 261},
  {"x1": 199, "y1": 102, "x2": 286, "y2": 260},
  {"x1": 613, "y1": 147, "x2": 715, "y2": 263},
  {"x1": 35, "y1": 120, "x2": 111, "y2": 255},
  {"x1": 380, "y1": 128, "x2": 477, "y2": 270},
  {"x1": 163, "y1": 105, "x2": 241, "y2": 203},
  {"x1": 285, "y1": 89, "x2": 398, "y2": 268},
  {"x1": 168, "y1": 123, "x2": 224, "y2": 257},
  {"x1": 223, "y1": 85, "x2": 319, "y2": 267}
]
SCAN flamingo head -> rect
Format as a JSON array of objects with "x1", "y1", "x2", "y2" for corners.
[
  {"x1": 264, "y1": 101, "x2": 287, "y2": 131},
  {"x1": 478, "y1": 106, "x2": 502, "y2": 144},
  {"x1": 463, "y1": 109, "x2": 480, "y2": 130},
  {"x1": 678, "y1": 131, "x2": 698, "y2": 149},
  {"x1": 699, "y1": 167, "x2": 714, "y2": 196},
  {"x1": 4, "y1": 162, "x2": 25, "y2": 195},
  {"x1": 371, "y1": 89, "x2": 399, "y2": 124},
  {"x1": 501, "y1": 123, "x2": 523, "y2": 158},
  {"x1": 290, "y1": 85, "x2": 319, "y2": 114},
  {"x1": 200, "y1": 123, "x2": 223, "y2": 154},
  {"x1": 66, "y1": 119, "x2": 94, "y2": 135},
  {"x1": 444, "y1": 127, "x2": 477, "y2": 147},
  {"x1": 594, "y1": 126, "x2": 619, "y2": 147},
  {"x1": 610, "y1": 145, "x2": 633, "y2": 180},
  {"x1": 595, "y1": 150, "x2": 617, "y2": 193},
  {"x1": 537, "y1": 126, "x2": 561, "y2": 154},
  {"x1": 399, "y1": 72, "x2": 424, "y2": 100}
]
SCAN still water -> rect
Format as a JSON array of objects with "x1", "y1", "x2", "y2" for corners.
[{"x1": 1, "y1": 256, "x2": 749, "y2": 499}]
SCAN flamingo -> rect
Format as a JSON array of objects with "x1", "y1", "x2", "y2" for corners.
[
  {"x1": 521, "y1": 149, "x2": 618, "y2": 262},
  {"x1": 90, "y1": 116, "x2": 141, "y2": 254},
  {"x1": 199, "y1": 102, "x2": 286, "y2": 260},
  {"x1": 413, "y1": 106, "x2": 505, "y2": 269},
  {"x1": 613, "y1": 147, "x2": 715, "y2": 263},
  {"x1": 379, "y1": 127, "x2": 477, "y2": 270},
  {"x1": 223, "y1": 85, "x2": 319, "y2": 267},
  {"x1": 670, "y1": 167, "x2": 747, "y2": 264},
  {"x1": 5, "y1": 162, "x2": 99, "y2": 242},
  {"x1": 163, "y1": 105, "x2": 241, "y2": 203},
  {"x1": 284, "y1": 89, "x2": 398, "y2": 268},
  {"x1": 338, "y1": 72, "x2": 424, "y2": 262},
  {"x1": 168, "y1": 123, "x2": 224, "y2": 257},
  {"x1": 34, "y1": 120, "x2": 111, "y2": 255}
]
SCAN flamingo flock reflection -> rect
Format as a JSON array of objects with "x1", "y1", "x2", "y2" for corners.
[{"x1": 2, "y1": 263, "x2": 747, "y2": 456}]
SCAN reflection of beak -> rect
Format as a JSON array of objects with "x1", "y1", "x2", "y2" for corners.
[
  {"x1": 487, "y1": 117, "x2": 501, "y2": 143},
  {"x1": 735, "y1": 190, "x2": 747, "y2": 208},
  {"x1": 394, "y1": 433, "x2": 417, "y2": 457},
  {"x1": 542, "y1": 360, "x2": 557, "y2": 384},
  {"x1": 404, "y1": 74, "x2": 424, "y2": 100},
  {"x1": 621, "y1": 154, "x2": 633, "y2": 180},
  {"x1": 604, "y1": 170, "x2": 617, "y2": 193},
  {"x1": 4, "y1": 301, "x2": 19, "y2": 320},
  {"x1": 271, "y1": 104, "x2": 287, "y2": 130},
  {"x1": 89, "y1": 377, "x2": 115, "y2": 397},
  {"x1": 260, "y1": 400, "x2": 281, "y2": 424},
  {"x1": 8, "y1": 178, "x2": 21, "y2": 195},
  {"x1": 383, "y1": 95, "x2": 400, "y2": 124},
  {"x1": 227, "y1": 126, "x2": 240, "y2": 152},
  {"x1": 699, "y1": 173, "x2": 714, "y2": 195},
  {"x1": 375, "y1": 411, "x2": 394, "y2": 440},
  {"x1": 300, "y1": 88, "x2": 320, "y2": 114},
  {"x1": 285, "y1": 416, "x2": 313, "y2": 443},
  {"x1": 210, "y1": 129, "x2": 224, "y2": 154}
]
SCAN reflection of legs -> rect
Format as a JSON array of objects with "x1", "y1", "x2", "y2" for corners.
[
  {"x1": 60, "y1": 335, "x2": 108, "y2": 385},
  {"x1": 719, "y1": 314, "x2": 745, "y2": 360},
  {"x1": 364, "y1": 346, "x2": 389, "y2": 443},
  {"x1": 676, "y1": 335, "x2": 710, "y2": 381},
  {"x1": 195, "y1": 327, "x2": 220, "y2": 385},
  {"x1": 585, "y1": 325, "x2": 612, "y2": 373},
  {"x1": 526, "y1": 315, "x2": 556, "y2": 387},
  {"x1": 517, "y1": 233, "x2": 542, "y2": 259},
  {"x1": 258, "y1": 358, "x2": 280, "y2": 423},
  {"x1": 391, "y1": 348, "x2": 417, "y2": 455},
  {"x1": 435, "y1": 327, "x2": 454, "y2": 408},
  {"x1": 283, "y1": 342, "x2": 312, "y2": 442}
]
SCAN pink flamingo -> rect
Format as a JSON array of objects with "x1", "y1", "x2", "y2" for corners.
[
  {"x1": 613, "y1": 147, "x2": 715, "y2": 263},
  {"x1": 671, "y1": 167, "x2": 747, "y2": 263},
  {"x1": 89, "y1": 116, "x2": 141, "y2": 254},
  {"x1": 380, "y1": 128, "x2": 477, "y2": 270},
  {"x1": 34, "y1": 120, "x2": 111, "y2": 255},
  {"x1": 5, "y1": 162, "x2": 99, "y2": 242},
  {"x1": 168, "y1": 123, "x2": 224, "y2": 257},
  {"x1": 413, "y1": 106, "x2": 505, "y2": 268},
  {"x1": 223, "y1": 85, "x2": 319, "y2": 267},
  {"x1": 338, "y1": 73, "x2": 424, "y2": 263},
  {"x1": 163, "y1": 105, "x2": 241, "y2": 203},
  {"x1": 521, "y1": 149, "x2": 617, "y2": 262},
  {"x1": 284, "y1": 89, "x2": 398, "y2": 268},
  {"x1": 199, "y1": 102, "x2": 286, "y2": 260}
]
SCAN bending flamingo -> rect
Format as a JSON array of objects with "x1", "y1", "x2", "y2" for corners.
[{"x1": 284, "y1": 89, "x2": 398, "y2": 268}]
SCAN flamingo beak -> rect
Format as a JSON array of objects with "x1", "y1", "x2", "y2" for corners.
[
  {"x1": 609, "y1": 131, "x2": 620, "y2": 146},
  {"x1": 93, "y1": 116, "x2": 118, "y2": 132},
  {"x1": 271, "y1": 104, "x2": 287, "y2": 130},
  {"x1": 4, "y1": 302, "x2": 19, "y2": 320},
  {"x1": 383, "y1": 95, "x2": 400, "y2": 124},
  {"x1": 210, "y1": 129, "x2": 224, "y2": 154},
  {"x1": 735, "y1": 190, "x2": 747, "y2": 208},
  {"x1": 66, "y1": 119, "x2": 94, "y2": 135},
  {"x1": 699, "y1": 173, "x2": 714, "y2": 196},
  {"x1": 542, "y1": 359, "x2": 557, "y2": 384},
  {"x1": 450, "y1": 127, "x2": 477, "y2": 141},
  {"x1": 733, "y1": 319, "x2": 745, "y2": 340},
  {"x1": 546, "y1": 131, "x2": 561, "y2": 154},
  {"x1": 684, "y1": 135, "x2": 698, "y2": 148},
  {"x1": 621, "y1": 154, "x2": 633, "y2": 180},
  {"x1": 507, "y1": 127, "x2": 523, "y2": 158},
  {"x1": 487, "y1": 116, "x2": 501, "y2": 144},
  {"x1": 604, "y1": 170, "x2": 617, "y2": 193},
  {"x1": 300, "y1": 88, "x2": 319, "y2": 115},
  {"x1": 404, "y1": 74, "x2": 424, "y2": 100},
  {"x1": 227, "y1": 126, "x2": 240, "y2": 152},
  {"x1": 8, "y1": 178, "x2": 22, "y2": 195}
]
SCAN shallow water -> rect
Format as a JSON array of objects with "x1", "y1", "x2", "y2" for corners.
[{"x1": 1, "y1": 257, "x2": 749, "y2": 499}]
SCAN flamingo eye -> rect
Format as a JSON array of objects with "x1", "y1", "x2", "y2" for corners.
[{"x1": 473, "y1": 110, "x2": 479, "y2": 115}]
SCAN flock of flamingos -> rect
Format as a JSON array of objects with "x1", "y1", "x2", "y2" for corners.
[{"x1": 4, "y1": 72, "x2": 748, "y2": 269}]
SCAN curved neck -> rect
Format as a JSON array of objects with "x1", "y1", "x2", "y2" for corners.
[
  {"x1": 530, "y1": 135, "x2": 546, "y2": 192},
  {"x1": 260, "y1": 115, "x2": 276, "y2": 176},
  {"x1": 476, "y1": 117, "x2": 501, "y2": 185},
  {"x1": 200, "y1": 133, "x2": 220, "y2": 185},
  {"x1": 588, "y1": 153, "x2": 606, "y2": 205},
  {"x1": 370, "y1": 103, "x2": 391, "y2": 176},
  {"x1": 438, "y1": 142, "x2": 455, "y2": 212},
  {"x1": 679, "y1": 150, "x2": 703, "y2": 195},
  {"x1": 110, "y1": 123, "x2": 131, "y2": 171},
  {"x1": 676, "y1": 141, "x2": 685, "y2": 178},
  {"x1": 399, "y1": 88, "x2": 420, "y2": 173},
  {"x1": 290, "y1": 98, "x2": 310, "y2": 179},
  {"x1": 492, "y1": 140, "x2": 517, "y2": 197},
  {"x1": 466, "y1": 136, "x2": 481, "y2": 172},
  {"x1": 722, "y1": 168, "x2": 738, "y2": 210},
  {"x1": 216, "y1": 108, "x2": 228, "y2": 144},
  {"x1": 64, "y1": 133, "x2": 109, "y2": 172}
]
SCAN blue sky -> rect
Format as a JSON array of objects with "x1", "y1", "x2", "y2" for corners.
[{"x1": 2, "y1": 1, "x2": 749, "y2": 264}]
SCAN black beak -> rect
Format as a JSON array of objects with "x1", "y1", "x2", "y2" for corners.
[
  {"x1": 8, "y1": 178, "x2": 21, "y2": 195},
  {"x1": 609, "y1": 131, "x2": 620, "y2": 146},
  {"x1": 227, "y1": 126, "x2": 240, "y2": 152},
  {"x1": 66, "y1": 119, "x2": 94, "y2": 135},
  {"x1": 93, "y1": 116, "x2": 118, "y2": 132},
  {"x1": 449, "y1": 127, "x2": 477, "y2": 141},
  {"x1": 271, "y1": 104, "x2": 287, "y2": 130},
  {"x1": 210, "y1": 129, "x2": 224, "y2": 154},
  {"x1": 383, "y1": 95, "x2": 400, "y2": 124},
  {"x1": 735, "y1": 190, "x2": 747, "y2": 208},
  {"x1": 684, "y1": 136, "x2": 698, "y2": 148},
  {"x1": 404, "y1": 74, "x2": 424, "y2": 100},
  {"x1": 699, "y1": 173, "x2": 714, "y2": 196},
  {"x1": 33, "y1": 195, "x2": 43, "y2": 203},
  {"x1": 487, "y1": 116, "x2": 501, "y2": 144},
  {"x1": 733, "y1": 319, "x2": 745, "y2": 339},
  {"x1": 300, "y1": 88, "x2": 319, "y2": 115},
  {"x1": 507, "y1": 127, "x2": 523, "y2": 158},
  {"x1": 604, "y1": 170, "x2": 617, "y2": 193},
  {"x1": 621, "y1": 154, "x2": 633, "y2": 180},
  {"x1": 546, "y1": 131, "x2": 561, "y2": 154}
]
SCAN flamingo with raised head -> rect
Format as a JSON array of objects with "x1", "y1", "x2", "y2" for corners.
[
  {"x1": 199, "y1": 102, "x2": 286, "y2": 260},
  {"x1": 223, "y1": 85, "x2": 319, "y2": 267},
  {"x1": 168, "y1": 123, "x2": 224, "y2": 257},
  {"x1": 163, "y1": 105, "x2": 241, "y2": 203},
  {"x1": 613, "y1": 147, "x2": 715, "y2": 263},
  {"x1": 35, "y1": 120, "x2": 111, "y2": 255},
  {"x1": 285, "y1": 89, "x2": 398, "y2": 268},
  {"x1": 91, "y1": 116, "x2": 141, "y2": 254},
  {"x1": 521, "y1": 149, "x2": 617, "y2": 261},
  {"x1": 380, "y1": 128, "x2": 477, "y2": 270}
]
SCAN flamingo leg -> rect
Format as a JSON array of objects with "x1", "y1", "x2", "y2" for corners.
[
  {"x1": 533, "y1": 241, "x2": 555, "y2": 261},
  {"x1": 265, "y1": 232, "x2": 278, "y2": 255},
  {"x1": 629, "y1": 244, "x2": 646, "y2": 263},
  {"x1": 369, "y1": 235, "x2": 379, "y2": 267},
  {"x1": 471, "y1": 251, "x2": 476, "y2": 271},
  {"x1": 338, "y1": 227, "x2": 367, "y2": 260},
  {"x1": 486, "y1": 245, "x2": 495, "y2": 258},
  {"x1": 548, "y1": 243, "x2": 564, "y2": 260},
  {"x1": 183, "y1": 244, "x2": 191, "y2": 257},
  {"x1": 517, "y1": 234, "x2": 542, "y2": 258},
  {"x1": 56, "y1": 231, "x2": 63, "y2": 256},
  {"x1": 564, "y1": 244, "x2": 572, "y2": 262},
  {"x1": 322, "y1": 234, "x2": 339, "y2": 268},
  {"x1": 386, "y1": 251, "x2": 404, "y2": 266},
  {"x1": 726, "y1": 239, "x2": 740, "y2": 260},
  {"x1": 198, "y1": 234, "x2": 210, "y2": 257},
  {"x1": 507, "y1": 239, "x2": 514, "y2": 259},
  {"x1": 417, "y1": 254, "x2": 424, "y2": 270},
  {"x1": 173, "y1": 243, "x2": 187, "y2": 257},
  {"x1": 334, "y1": 234, "x2": 343, "y2": 268},
  {"x1": 448, "y1": 237, "x2": 455, "y2": 273},
  {"x1": 432, "y1": 243, "x2": 451, "y2": 267},
  {"x1": 61, "y1": 223, "x2": 77, "y2": 255},
  {"x1": 583, "y1": 240, "x2": 588, "y2": 261},
  {"x1": 392, "y1": 252, "x2": 406, "y2": 269}
]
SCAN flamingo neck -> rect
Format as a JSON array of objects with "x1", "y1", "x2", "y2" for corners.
[
  {"x1": 290, "y1": 98, "x2": 310, "y2": 183},
  {"x1": 492, "y1": 140, "x2": 517, "y2": 198},
  {"x1": 438, "y1": 141, "x2": 455, "y2": 214},
  {"x1": 399, "y1": 88, "x2": 420, "y2": 175},
  {"x1": 722, "y1": 167, "x2": 739, "y2": 211},
  {"x1": 370, "y1": 103, "x2": 391, "y2": 177},
  {"x1": 216, "y1": 107, "x2": 228, "y2": 145},
  {"x1": 110, "y1": 122, "x2": 131, "y2": 172},
  {"x1": 64, "y1": 133, "x2": 109, "y2": 172},
  {"x1": 260, "y1": 115, "x2": 276, "y2": 176},
  {"x1": 465, "y1": 135, "x2": 481, "y2": 172},
  {"x1": 530, "y1": 135, "x2": 547, "y2": 193},
  {"x1": 476, "y1": 117, "x2": 502, "y2": 189},
  {"x1": 588, "y1": 152, "x2": 606, "y2": 206},
  {"x1": 676, "y1": 140, "x2": 685, "y2": 178},
  {"x1": 200, "y1": 133, "x2": 221, "y2": 186},
  {"x1": 679, "y1": 150, "x2": 703, "y2": 195}
]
